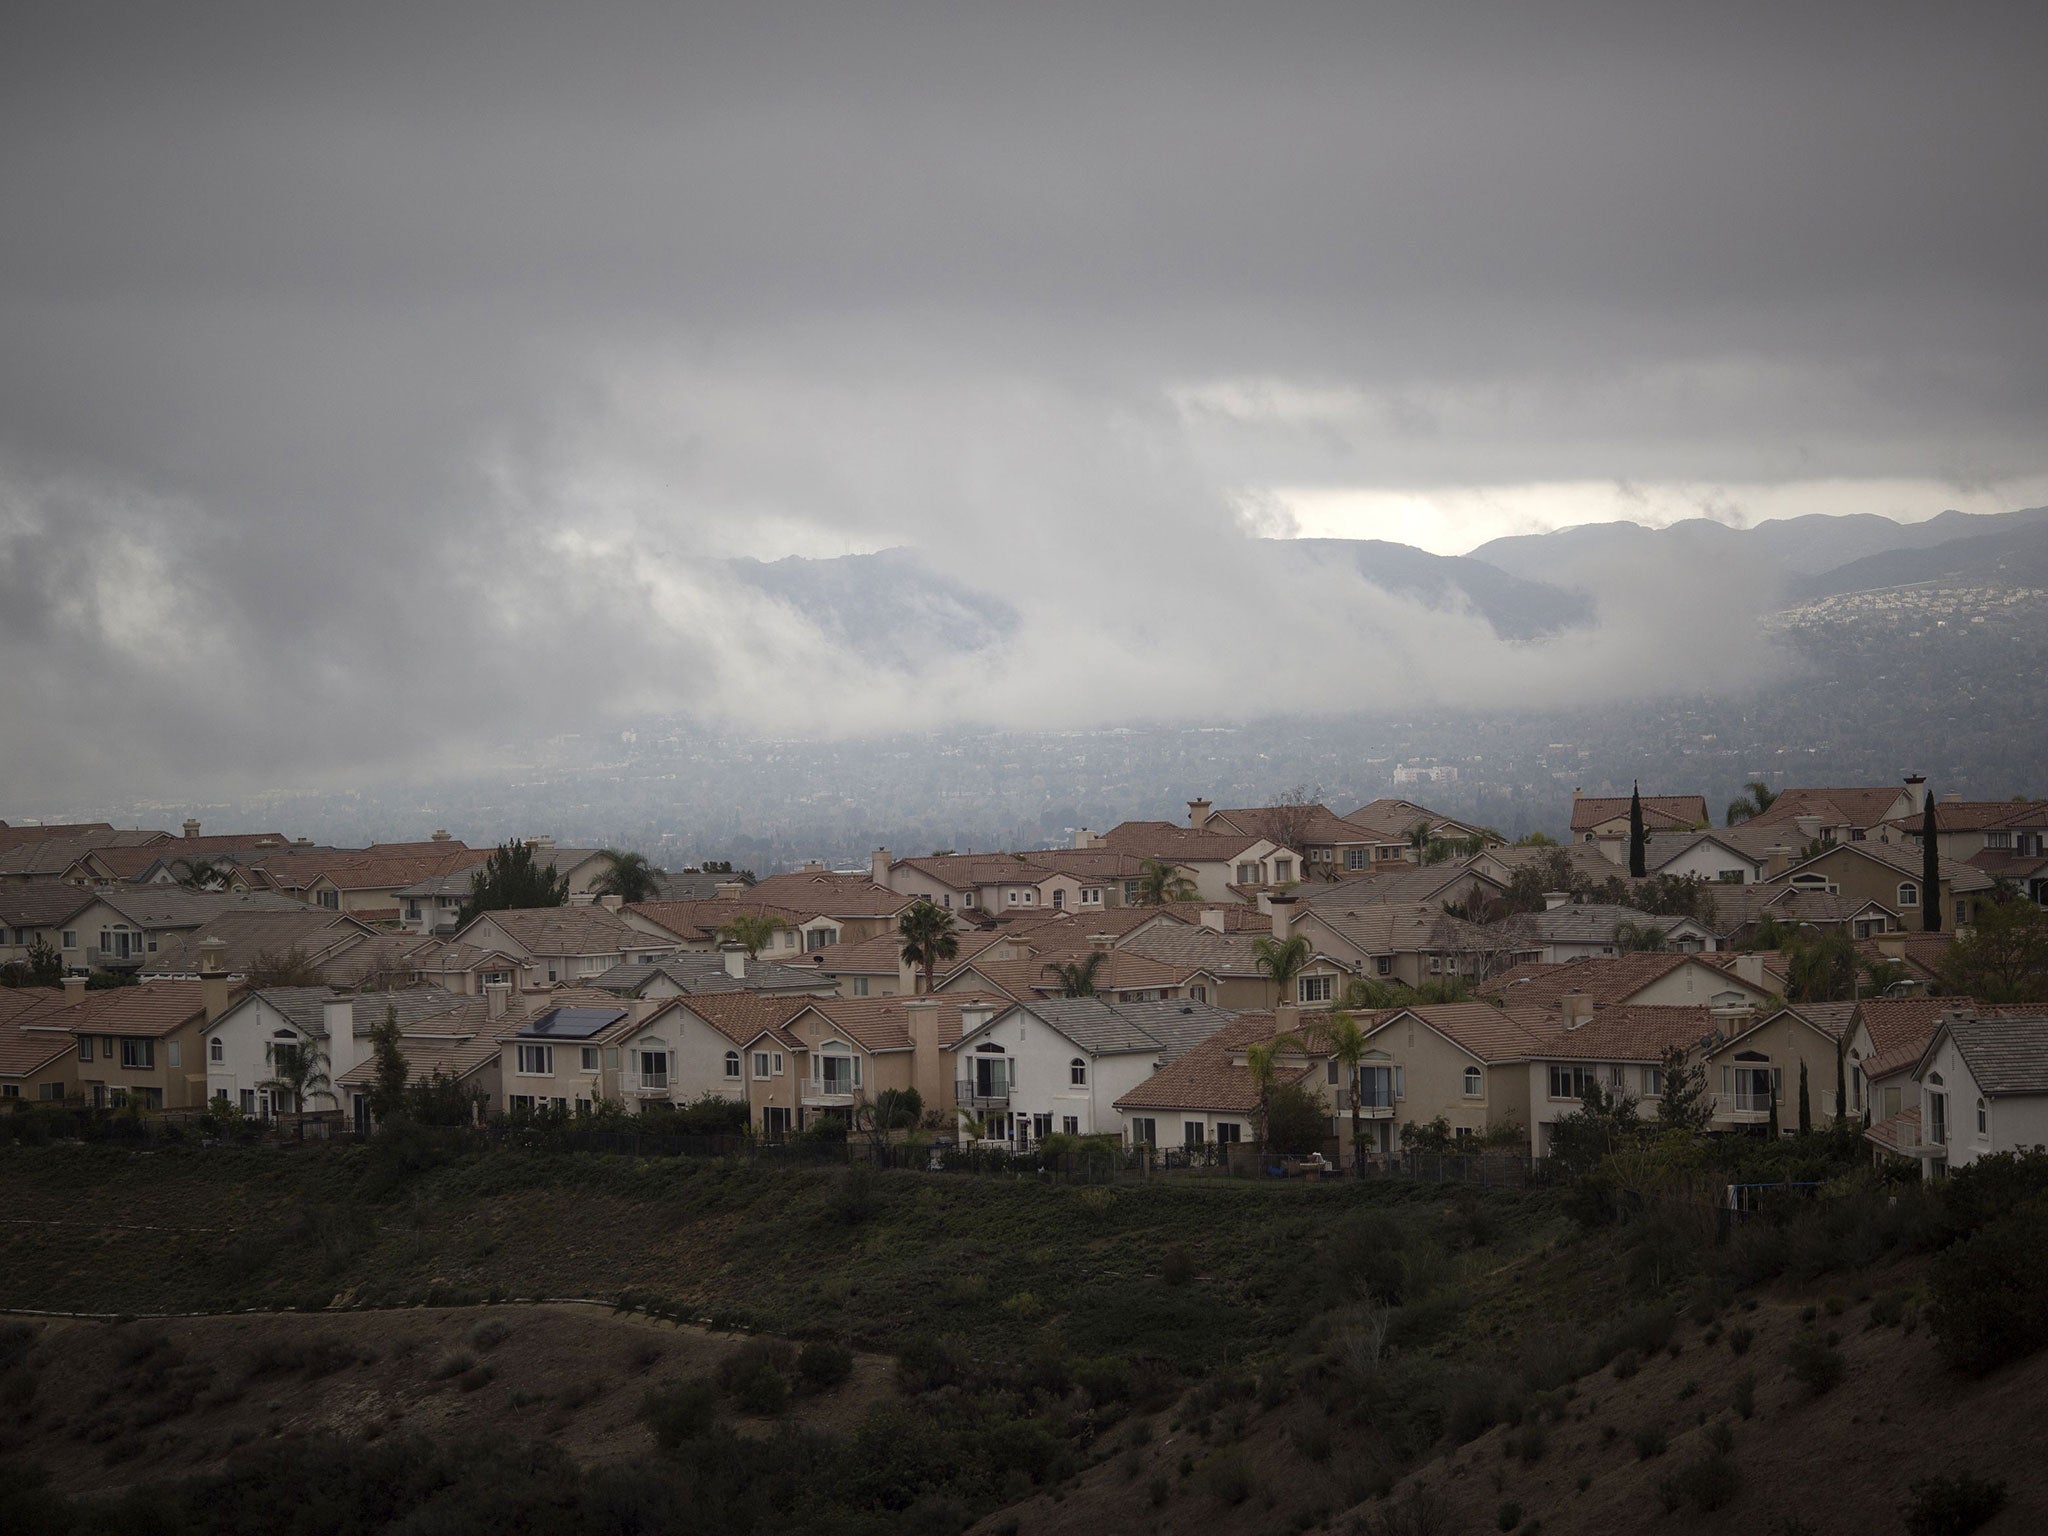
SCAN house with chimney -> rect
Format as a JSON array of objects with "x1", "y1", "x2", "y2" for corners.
[
  {"x1": 1111, "y1": 1010, "x2": 1335, "y2": 1153},
  {"x1": 1700, "y1": 1002, "x2": 1858, "y2": 1133},
  {"x1": 1288, "y1": 900, "x2": 1534, "y2": 992},
  {"x1": 39, "y1": 968, "x2": 242, "y2": 1111},
  {"x1": 1569, "y1": 791, "x2": 1710, "y2": 864},
  {"x1": 1482, "y1": 953, "x2": 1774, "y2": 1017},
  {"x1": 1761, "y1": 839, "x2": 1994, "y2": 933},
  {"x1": 1091, "y1": 806, "x2": 1297, "y2": 901},
  {"x1": 0, "y1": 885, "x2": 95, "y2": 972},
  {"x1": 58, "y1": 886, "x2": 311, "y2": 973},
  {"x1": 588, "y1": 948, "x2": 836, "y2": 1001},
  {"x1": 1520, "y1": 1004, "x2": 1720, "y2": 1156},
  {"x1": 201, "y1": 985, "x2": 472, "y2": 1121},
  {"x1": 451, "y1": 905, "x2": 670, "y2": 989},
  {"x1": 1348, "y1": 1003, "x2": 1559, "y2": 1160},
  {"x1": 1523, "y1": 902, "x2": 1717, "y2": 961},
  {"x1": 138, "y1": 908, "x2": 381, "y2": 981},
  {"x1": 1346, "y1": 799, "x2": 1495, "y2": 860},
  {"x1": 1744, "y1": 778, "x2": 1927, "y2": 847}
]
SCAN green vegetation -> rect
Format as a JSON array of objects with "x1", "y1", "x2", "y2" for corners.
[
  {"x1": 458, "y1": 840, "x2": 569, "y2": 924},
  {"x1": 593, "y1": 848, "x2": 662, "y2": 903}
]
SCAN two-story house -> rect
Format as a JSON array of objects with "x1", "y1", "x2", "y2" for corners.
[
  {"x1": 1570, "y1": 791, "x2": 1710, "y2": 864},
  {"x1": 1910, "y1": 1009, "x2": 2048, "y2": 1178}
]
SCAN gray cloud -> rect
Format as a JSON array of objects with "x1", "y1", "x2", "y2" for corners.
[{"x1": 2, "y1": 1, "x2": 2043, "y2": 807}]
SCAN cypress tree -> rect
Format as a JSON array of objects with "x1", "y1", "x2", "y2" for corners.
[
  {"x1": 1921, "y1": 793, "x2": 1941, "y2": 932},
  {"x1": 1835, "y1": 1036, "x2": 1848, "y2": 1129},
  {"x1": 1767, "y1": 1091, "x2": 1780, "y2": 1139},
  {"x1": 1628, "y1": 781, "x2": 1648, "y2": 879},
  {"x1": 1797, "y1": 1060, "x2": 1811, "y2": 1136}
]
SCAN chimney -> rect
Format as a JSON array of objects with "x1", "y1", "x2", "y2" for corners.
[
  {"x1": 1268, "y1": 895, "x2": 1298, "y2": 940},
  {"x1": 199, "y1": 935, "x2": 228, "y2": 976},
  {"x1": 1072, "y1": 828, "x2": 1095, "y2": 850},
  {"x1": 62, "y1": 974, "x2": 87, "y2": 1004},
  {"x1": 1274, "y1": 1002, "x2": 1300, "y2": 1033},
  {"x1": 526, "y1": 835, "x2": 556, "y2": 850},
  {"x1": 182, "y1": 817, "x2": 201, "y2": 840},
  {"x1": 720, "y1": 943, "x2": 747, "y2": 980},
  {"x1": 568, "y1": 892, "x2": 596, "y2": 906},
  {"x1": 1560, "y1": 992, "x2": 1593, "y2": 1029},
  {"x1": 1089, "y1": 933, "x2": 1115, "y2": 953},
  {"x1": 1187, "y1": 799, "x2": 1212, "y2": 830},
  {"x1": 903, "y1": 997, "x2": 946, "y2": 1111},
  {"x1": 322, "y1": 998, "x2": 355, "y2": 1040},
  {"x1": 1902, "y1": 774, "x2": 1928, "y2": 815},
  {"x1": 1765, "y1": 845, "x2": 1792, "y2": 879},
  {"x1": 1874, "y1": 931, "x2": 1905, "y2": 960},
  {"x1": 1730, "y1": 953, "x2": 1768, "y2": 987},
  {"x1": 293, "y1": 837, "x2": 314, "y2": 849},
  {"x1": 1794, "y1": 814, "x2": 1823, "y2": 843},
  {"x1": 800, "y1": 859, "x2": 827, "y2": 874},
  {"x1": 958, "y1": 1001, "x2": 996, "y2": 1036},
  {"x1": 1941, "y1": 789, "x2": 1961, "y2": 804},
  {"x1": 1200, "y1": 907, "x2": 1226, "y2": 932},
  {"x1": 484, "y1": 981, "x2": 510, "y2": 1020},
  {"x1": 431, "y1": 829, "x2": 451, "y2": 842},
  {"x1": 714, "y1": 880, "x2": 747, "y2": 899},
  {"x1": 870, "y1": 847, "x2": 892, "y2": 885},
  {"x1": 1543, "y1": 890, "x2": 1571, "y2": 910},
  {"x1": 599, "y1": 894, "x2": 623, "y2": 910}
]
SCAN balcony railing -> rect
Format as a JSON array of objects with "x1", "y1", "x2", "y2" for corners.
[
  {"x1": 806, "y1": 1078, "x2": 860, "y2": 1101},
  {"x1": 623, "y1": 1077, "x2": 671, "y2": 1096},
  {"x1": 957, "y1": 1080, "x2": 1011, "y2": 1106}
]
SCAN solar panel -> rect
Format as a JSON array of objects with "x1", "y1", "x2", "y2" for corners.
[{"x1": 524, "y1": 1006, "x2": 628, "y2": 1039}]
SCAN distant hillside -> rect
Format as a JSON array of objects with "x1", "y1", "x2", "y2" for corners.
[
  {"x1": 724, "y1": 547, "x2": 1017, "y2": 665},
  {"x1": 1470, "y1": 505, "x2": 2048, "y2": 593},
  {"x1": 1792, "y1": 521, "x2": 2048, "y2": 600},
  {"x1": 1266, "y1": 537, "x2": 1584, "y2": 639}
]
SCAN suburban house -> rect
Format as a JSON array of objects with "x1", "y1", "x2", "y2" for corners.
[
  {"x1": 876, "y1": 848, "x2": 1126, "y2": 916},
  {"x1": 1570, "y1": 791, "x2": 1710, "y2": 863},
  {"x1": 1705, "y1": 884, "x2": 1903, "y2": 947},
  {"x1": 1763, "y1": 840, "x2": 1995, "y2": 933},
  {"x1": 1289, "y1": 901, "x2": 1537, "y2": 991},
  {"x1": 1700, "y1": 1002, "x2": 1858, "y2": 1133},
  {"x1": 588, "y1": 950, "x2": 836, "y2": 1001},
  {"x1": 950, "y1": 994, "x2": 1235, "y2": 1146},
  {"x1": 1112, "y1": 1011, "x2": 1336, "y2": 1153},
  {"x1": 1092, "y1": 816, "x2": 1295, "y2": 902},
  {"x1": 1910, "y1": 1009, "x2": 2048, "y2": 1178},
  {"x1": 80, "y1": 826, "x2": 294, "y2": 886},
  {"x1": 798, "y1": 925, "x2": 1036, "y2": 998},
  {"x1": 940, "y1": 942, "x2": 1198, "y2": 1006},
  {"x1": 623, "y1": 897, "x2": 816, "y2": 955},
  {"x1": 1744, "y1": 779, "x2": 1926, "y2": 847},
  {"x1": 202, "y1": 986, "x2": 472, "y2": 1121},
  {"x1": 1848, "y1": 997, "x2": 1953, "y2": 1135},
  {"x1": 1483, "y1": 953, "x2": 1777, "y2": 1018},
  {"x1": 1642, "y1": 826, "x2": 1786, "y2": 885},
  {"x1": 0, "y1": 827, "x2": 174, "y2": 886},
  {"x1": 138, "y1": 908, "x2": 382, "y2": 980},
  {"x1": 1346, "y1": 798, "x2": 1495, "y2": 858},
  {"x1": 499, "y1": 996, "x2": 648, "y2": 1115},
  {"x1": 0, "y1": 989, "x2": 79, "y2": 1102},
  {"x1": 1198, "y1": 801, "x2": 1404, "y2": 878},
  {"x1": 55, "y1": 886, "x2": 307, "y2": 974},
  {"x1": 1524, "y1": 902, "x2": 1717, "y2": 962},
  {"x1": 1877, "y1": 796, "x2": 2048, "y2": 865},
  {"x1": 1347, "y1": 1003, "x2": 1557, "y2": 1159},
  {"x1": 335, "y1": 1029, "x2": 501, "y2": 1133},
  {"x1": 0, "y1": 885, "x2": 95, "y2": 971},
  {"x1": 273, "y1": 846, "x2": 486, "y2": 921},
  {"x1": 45, "y1": 973, "x2": 240, "y2": 1110},
  {"x1": 767, "y1": 993, "x2": 1017, "y2": 1133},
  {"x1": 1293, "y1": 861, "x2": 1510, "y2": 914},
  {"x1": 1521, "y1": 1004, "x2": 1720, "y2": 1156},
  {"x1": 453, "y1": 905, "x2": 672, "y2": 989}
]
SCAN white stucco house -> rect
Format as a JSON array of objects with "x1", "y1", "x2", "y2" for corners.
[
  {"x1": 201, "y1": 987, "x2": 469, "y2": 1118},
  {"x1": 1911, "y1": 1009, "x2": 2048, "y2": 1179}
]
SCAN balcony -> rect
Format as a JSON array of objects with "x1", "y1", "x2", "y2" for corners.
[
  {"x1": 804, "y1": 1078, "x2": 860, "y2": 1104},
  {"x1": 623, "y1": 1077, "x2": 672, "y2": 1098},
  {"x1": 957, "y1": 1080, "x2": 1011, "y2": 1107}
]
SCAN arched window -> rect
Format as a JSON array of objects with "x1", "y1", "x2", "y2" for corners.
[
  {"x1": 1462, "y1": 1066, "x2": 1482, "y2": 1097},
  {"x1": 1897, "y1": 882, "x2": 1919, "y2": 908},
  {"x1": 723, "y1": 1050, "x2": 740, "y2": 1079},
  {"x1": 1070, "y1": 1057, "x2": 1087, "y2": 1087},
  {"x1": 208, "y1": 1036, "x2": 224, "y2": 1063}
]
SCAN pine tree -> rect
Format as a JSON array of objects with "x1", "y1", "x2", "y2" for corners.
[
  {"x1": 1921, "y1": 793, "x2": 1941, "y2": 933},
  {"x1": 1628, "y1": 781, "x2": 1648, "y2": 879},
  {"x1": 366, "y1": 1005, "x2": 409, "y2": 1125},
  {"x1": 459, "y1": 841, "x2": 570, "y2": 924},
  {"x1": 1797, "y1": 1059, "x2": 1811, "y2": 1136}
]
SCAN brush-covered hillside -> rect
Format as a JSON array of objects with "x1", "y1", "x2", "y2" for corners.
[{"x1": 2, "y1": 1130, "x2": 2046, "y2": 1535}]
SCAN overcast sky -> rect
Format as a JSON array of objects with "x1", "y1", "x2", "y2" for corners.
[{"x1": 4, "y1": 2, "x2": 2046, "y2": 809}]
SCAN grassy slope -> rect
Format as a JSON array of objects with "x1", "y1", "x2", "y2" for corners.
[{"x1": 0, "y1": 1143, "x2": 1559, "y2": 1374}]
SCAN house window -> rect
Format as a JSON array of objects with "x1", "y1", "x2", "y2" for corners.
[
  {"x1": 1375, "y1": 956, "x2": 1393, "y2": 977},
  {"x1": 815, "y1": 1045, "x2": 860, "y2": 1094},
  {"x1": 724, "y1": 1051, "x2": 741, "y2": 1079},
  {"x1": 1548, "y1": 1064, "x2": 1597, "y2": 1101},
  {"x1": 1032, "y1": 1113, "x2": 1052, "y2": 1140},
  {"x1": 1008, "y1": 891, "x2": 1019, "y2": 905},
  {"x1": 119, "y1": 1039, "x2": 154, "y2": 1069},
  {"x1": 515, "y1": 1044, "x2": 553, "y2": 1075},
  {"x1": 1298, "y1": 975, "x2": 1332, "y2": 1004},
  {"x1": 1955, "y1": 900, "x2": 1969, "y2": 926},
  {"x1": 581, "y1": 1047, "x2": 600, "y2": 1072},
  {"x1": 1273, "y1": 859, "x2": 1293, "y2": 883},
  {"x1": 1184, "y1": 1121, "x2": 1205, "y2": 1146},
  {"x1": 1063, "y1": 1115, "x2": 1078, "y2": 1134},
  {"x1": 940, "y1": 894, "x2": 951, "y2": 908},
  {"x1": 773, "y1": 1053, "x2": 784, "y2": 1074},
  {"x1": 508, "y1": 1094, "x2": 535, "y2": 1113},
  {"x1": 1129, "y1": 1117, "x2": 1156, "y2": 1145},
  {"x1": 1123, "y1": 882, "x2": 1139, "y2": 903},
  {"x1": 1359, "y1": 1065, "x2": 1401, "y2": 1107},
  {"x1": 1070, "y1": 1058, "x2": 1086, "y2": 1086},
  {"x1": 852, "y1": 976, "x2": 869, "y2": 996},
  {"x1": 1926, "y1": 1087, "x2": 1948, "y2": 1146},
  {"x1": 209, "y1": 1037, "x2": 224, "y2": 1063},
  {"x1": 1052, "y1": 889, "x2": 1065, "y2": 909},
  {"x1": 1345, "y1": 848, "x2": 1368, "y2": 870},
  {"x1": 1236, "y1": 863, "x2": 1258, "y2": 885},
  {"x1": 1897, "y1": 882, "x2": 1919, "y2": 908},
  {"x1": 62, "y1": 930, "x2": 77, "y2": 949},
  {"x1": 1977, "y1": 1098, "x2": 1987, "y2": 1136},
  {"x1": 1214, "y1": 1122, "x2": 1242, "y2": 1144},
  {"x1": 167, "y1": 1041, "x2": 181, "y2": 1068},
  {"x1": 1643, "y1": 1067, "x2": 1665, "y2": 1098},
  {"x1": 1191, "y1": 985, "x2": 1207, "y2": 1002},
  {"x1": 1327, "y1": 1061, "x2": 1339, "y2": 1084},
  {"x1": 639, "y1": 1050, "x2": 669, "y2": 1089},
  {"x1": 318, "y1": 889, "x2": 339, "y2": 910},
  {"x1": 1428, "y1": 956, "x2": 1442, "y2": 974},
  {"x1": 1717, "y1": 869, "x2": 1746, "y2": 884},
  {"x1": 753, "y1": 1051, "x2": 772, "y2": 1078},
  {"x1": 1720, "y1": 1061, "x2": 1779, "y2": 1112},
  {"x1": 805, "y1": 928, "x2": 837, "y2": 952},
  {"x1": 1462, "y1": 1066, "x2": 1483, "y2": 1097}
]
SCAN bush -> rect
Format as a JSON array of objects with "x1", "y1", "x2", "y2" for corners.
[
  {"x1": 1510, "y1": 1421, "x2": 1546, "y2": 1463},
  {"x1": 1633, "y1": 1427, "x2": 1667, "y2": 1459},
  {"x1": 1496, "y1": 1501, "x2": 1521, "y2": 1531},
  {"x1": 432, "y1": 1350, "x2": 476, "y2": 1380},
  {"x1": 1150, "y1": 1475, "x2": 1170, "y2": 1507},
  {"x1": 797, "y1": 1341, "x2": 854, "y2": 1392},
  {"x1": 1727, "y1": 1325, "x2": 1755, "y2": 1356},
  {"x1": 1732, "y1": 1372, "x2": 1755, "y2": 1420},
  {"x1": 1676, "y1": 1451, "x2": 1739, "y2": 1512},
  {"x1": 1610, "y1": 1351, "x2": 1640, "y2": 1381},
  {"x1": 1784, "y1": 1333, "x2": 1845, "y2": 1397},
  {"x1": 1927, "y1": 1195, "x2": 2048, "y2": 1375},
  {"x1": 469, "y1": 1318, "x2": 512, "y2": 1352},
  {"x1": 1200, "y1": 1449, "x2": 1253, "y2": 1506},
  {"x1": 1162, "y1": 1245, "x2": 1196, "y2": 1286},
  {"x1": 639, "y1": 1376, "x2": 718, "y2": 1449},
  {"x1": 1904, "y1": 1472, "x2": 2007, "y2": 1536}
]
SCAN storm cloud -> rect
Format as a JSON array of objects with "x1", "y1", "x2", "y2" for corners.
[{"x1": 4, "y1": 1, "x2": 2045, "y2": 807}]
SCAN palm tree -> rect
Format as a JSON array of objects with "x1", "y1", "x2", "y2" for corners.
[
  {"x1": 1133, "y1": 859, "x2": 1199, "y2": 905},
  {"x1": 594, "y1": 849, "x2": 662, "y2": 903},
  {"x1": 261, "y1": 1038, "x2": 331, "y2": 1141},
  {"x1": 1612, "y1": 920, "x2": 1669, "y2": 952},
  {"x1": 1301, "y1": 1010, "x2": 1372, "y2": 1170},
  {"x1": 1339, "y1": 976, "x2": 1410, "y2": 1011},
  {"x1": 1252, "y1": 934, "x2": 1314, "y2": 1004},
  {"x1": 898, "y1": 900, "x2": 959, "y2": 994},
  {"x1": 1245, "y1": 1026, "x2": 1310, "y2": 1148},
  {"x1": 716, "y1": 913, "x2": 785, "y2": 958},
  {"x1": 1405, "y1": 820, "x2": 1434, "y2": 860},
  {"x1": 177, "y1": 858, "x2": 228, "y2": 891},
  {"x1": 1726, "y1": 781, "x2": 1778, "y2": 827},
  {"x1": 1042, "y1": 952, "x2": 1107, "y2": 997}
]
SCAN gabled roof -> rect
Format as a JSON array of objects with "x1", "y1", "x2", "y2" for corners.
[
  {"x1": 1855, "y1": 997, "x2": 1950, "y2": 1079},
  {"x1": 0, "y1": 830, "x2": 170, "y2": 877},
  {"x1": 1854, "y1": 932, "x2": 1953, "y2": 984},
  {"x1": 589, "y1": 954, "x2": 831, "y2": 997},
  {"x1": 1344, "y1": 799, "x2": 1468, "y2": 839},
  {"x1": 1297, "y1": 900, "x2": 1508, "y2": 957},
  {"x1": 955, "y1": 949, "x2": 1190, "y2": 1001},
  {"x1": 1481, "y1": 953, "x2": 1770, "y2": 1008},
  {"x1": 0, "y1": 821, "x2": 119, "y2": 851},
  {"x1": 650, "y1": 991, "x2": 812, "y2": 1050},
  {"x1": 0, "y1": 1018, "x2": 77, "y2": 1077},
  {"x1": 457, "y1": 905, "x2": 645, "y2": 956},
  {"x1": 742, "y1": 872, "x2": 912, "y2": 918},
  {"x1": 1533, "y1": 1005, "x2": 1721, "y2": 1063},
  {"x1": 1570, "y1": 793, "x2": 1709, "y2": 834},
  {"x1": 1118, "y1": 925, "x2": 1274, "y2": 978},
  {"x1": 891, "y1": 853, "x2": 1057, "y2": 890},
  {"x1": 1094, "y1": 822, "x2": 1264, "y2": 861},
  {"x1": 1363, "y1": 1003, "x2": 1563, "y2": 1064},
  {"x1": 140, "y1": 911, "x2": 377, "y2": 976},
  {"x1": 90, "y1": 834, "x2": 294, "y2": 881},
  {"x1": 83, "y1": 886, "x2": 304, "y2": 930},
  {"x1": 1006, "y1": 997, "x2": 1176, "y2": 1056},
  {"x1": 1772, "y1": 839, "x2": 1994, "y2": 894},
  {"x1": 1746, "y1": 787, "x2": 1909, "y2": 833},
  {"x1": 42, "y1": 979, "x2": 234, "y2": 1038},
  {"x1": 335, "y1": 1030, "x2": 499, "y2": 1089},
  {"x1": 1864, "y1": 1105, "x2": 1921, "y2": 1158},
  {"x1": 1205, "y1": 804, "x2": 1381, "y2": 849},
  {"x1": 1527, "y1": 904, "x2": 1711, "y2": 945},
  {"x1": 1882, "y1": 799, "x2": 2048, "y2": 834},
  {"x1": 623, "y1": 898, "x2": 813, "y2": 942},
  {"x1": 210, "y1": 986, "x2": 472, "y2": 1040},
  {"x1": 1921, "y1": 1009, "x2": 2048, "y2": 1096},
  {"x1": 1295, "y1": 862, "x2": 1502, "y2": 908},
  {"x1": 1112, "y1": 1011, "x2": 1328, "y2": 1114},
  {"x1": 1642, "y1": 825, "x2": 1784, "y2": 871},
  {"x1": 792, "y1": 992, "x2": 1016, "y2": 1054},
  {"x1": 0, "y1": 884, "x2": 97, "y2": 927},
  {"x1": 1715, "y1": 1002, "x2": 1859, "y2": 1055}
]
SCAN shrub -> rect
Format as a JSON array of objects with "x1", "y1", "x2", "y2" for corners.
[
  {"x1": 432, "y1": 1350, "x2": 476, "y2": 1381},
  {"x1": 1496, "y1": 1501, "x2": 1521, "y2": 1531},
  {"x1": 639, "y1": 1377, "x2": 718, "y2": 1449},
  {"x1": 1706, "y1": 1420, "x2": 1734, "y2": 1454},
  {"x1": 1927, "y1": 1197, "x2": 2048, "y2": 1375},
  {"x1": 1727, "y1": 1325, "x2": 1755, "y2": 1356},
  {"x1": 469, "y1": 1318, "x2": 512, "y2": 1352},
  {"x1": 1162, "y1": 1245, "x2": 1197, "y2": 1286},
  {"x1": 1903, "y1": 1472, "x2": 2006, "y2": 1536},
  {"x1": 1610, "y1": 1351, "x2": 1639, "y2": 1381},
  {"x1": 1732, "y1": 1373, "x2": 1756, "y2": 1420},
  {"x1": 797, "y1": 1341, "x2": 854, "y2": 1392},
  {"x1": 1676, "y1": 1450, "x2": 1739, "y2": 1512},
  {"x1": 1510, "y1": 1421, "x2": 1547, "y2": 1463},
  {"x1": 1293, "y1": 1424, "x2": 1333, "y2": 1464},
  {"x1": 1784, "y1": 1333, "x2": 1845, "y2": 1397},
  {"x1": 458, "y1": 1363, "x2": 495, "y2": 1392},
  {"x1": 1868, "y1": 1290, "x2": 1908, "y2": 1330},
  {"x1": 1201, "y1": 1449, "x2": 1253, "y2": 1506},
  {"x1": 1149, "y1": 1476, "x2": 1170, "y2": 1507},
  {"x1": 1633, "y1": 1427, "x2": 1668, "y2": 1459}
]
